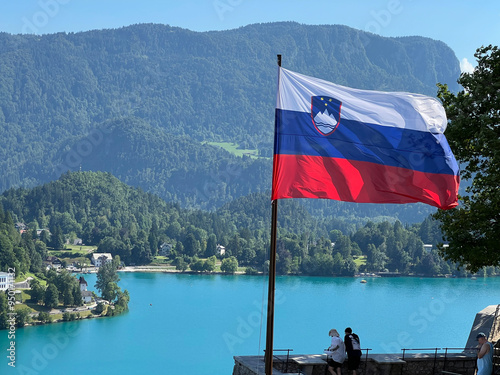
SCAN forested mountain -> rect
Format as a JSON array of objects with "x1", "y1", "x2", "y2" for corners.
[
  {"x1": 52, "y1": 117, "x2": 270, "y2": 207},
  {"x1": 0, "y1": 22, "x2": 460, "y2": 215},
  {"x1": 3, "y1": 171, "x2": 496, "y2": 277}
]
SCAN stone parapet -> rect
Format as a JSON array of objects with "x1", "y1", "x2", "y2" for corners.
[
  {"x1": 233, "y1": 352, "x2": 477, "y2": 375},
  {"x1": 465, "y1": 304, "x2": 500, "y2": 349}
]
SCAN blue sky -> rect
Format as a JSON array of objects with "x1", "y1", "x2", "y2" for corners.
[{"x1": 1, "y1": 0, "x2": 499, "y2": 73}]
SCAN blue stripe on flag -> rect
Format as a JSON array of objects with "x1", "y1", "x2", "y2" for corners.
[{"x1": 275, "y1": 109, "x2": 458, "y2": 176}]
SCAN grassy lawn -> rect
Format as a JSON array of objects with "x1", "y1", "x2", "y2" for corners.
[
  {"x1": 14, "y1": 303, "x2": 36, "y2": 312},
  {"x1": 64, "y1": 244, "x2": 96, "y2": 252},
  {"x1": 49, "y1": 245, "x2": 94, "y2": 266},
  {"x1": 205, "y1": 141, "x2": 260, "y2": 159},
  {"x1": 150, "y1": 256, "x2": 172, "y2": 265},
  {"x1": 59, "y1": 256, "x2": 92, "y2": 267},
  {"x1": 13, "y1": 272, "x2": 47, "y2": 287},
  {"x1": 353, "y1": 255, "x2": 367, "y2": 266},
  {"x1": 49, "y1": 244, "x2": 96, "y2": 256},
  {"x1": 14, "y1": 271, "x2": 38, "y2": 283},
  {"x1": 18, "y1": 290, "x2": 31, "y2": 302},
  {"x1": 23, "y1": 303, "x2": 47, "y2": 313}
]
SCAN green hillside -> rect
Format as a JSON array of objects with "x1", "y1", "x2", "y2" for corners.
[
  {"x1": 3, "y1": 171, "x2": 496, "y2": 277},
  {"x1": 0, "y1": 22, "x2": 460, "y2": 214}
]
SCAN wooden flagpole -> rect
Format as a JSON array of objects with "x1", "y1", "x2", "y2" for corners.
[{"x1": 264, "y1": 54, "x2": 281, "y2": 375}]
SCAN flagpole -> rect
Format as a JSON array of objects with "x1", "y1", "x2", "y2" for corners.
[{"x1": 265, "y1": 54, "x2": 281, "y2": 375}]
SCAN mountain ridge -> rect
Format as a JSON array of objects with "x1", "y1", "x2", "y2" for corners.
[{"x1": 0, "y1": 22, "x2": 460, "y2": 216}]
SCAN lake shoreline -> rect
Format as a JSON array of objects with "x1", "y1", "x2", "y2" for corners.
[{"x1": 112, "y1": 266, "x2": 494, "y2": 279}]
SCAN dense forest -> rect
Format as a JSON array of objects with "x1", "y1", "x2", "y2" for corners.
[
  {"x1": 2, "y1": 171, "x2": 497, "y2": 278},
  {"x1": 0, "y1": 22, "x2": 461, "y2": 215}
]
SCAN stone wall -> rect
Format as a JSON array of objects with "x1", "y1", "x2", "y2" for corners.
[
  {"x1": 400, "y1": 354, "x2": 477, "y2": 375},
  {"x1": 233, "y1": 353, "x2": 477, "y2": 375},
  {"x1": 465, "y1": 304, "x2": 500, "y2": 349}
]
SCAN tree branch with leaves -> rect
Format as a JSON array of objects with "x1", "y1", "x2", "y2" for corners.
[{"x1": 434, "y1": 45, "x2": 500, "y2": 272}]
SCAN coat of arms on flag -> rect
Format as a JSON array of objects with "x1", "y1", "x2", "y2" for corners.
[{"x1": 311, "y1": 96, "x2": 342, "y2": 135}]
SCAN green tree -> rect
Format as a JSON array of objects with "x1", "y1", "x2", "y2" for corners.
[
  {"x1": 203, "y1": 256, "x2": 216, "y2": 272},
  {"x1": 35, "y1": 240, "x2": 48, "y2": 261},
  {"x1": 175, "y1": 258, "x2": 188, "y2": 272},
  {"x1": 227, "y1": 234, "x2": 242, "y2": 259},
  {"x1": 95, "y1": 262, "x2": 120, "y2": 301},
  {"x1": 220, "y1": 256, "x2": 238, "y2": 274},
  {"x1": 415, "y1": 251, "x2": 441, "y2": 276},
  {"x1": 174, "y1": 242, "x2": 184, "y2": 256},
  {"x1": 72, "y1": 285, "x2": 83, "y2": 306},
  {"x1": 435, "y1": 45, "x2": 500, "y2": 272},
  {"x1": 0, "y1": 235, "x2": 17, "y2": 272},
  {"x1": 341, "y1": 257, "x2": 358, "y2": 276},
  {"x1": 0, "y1": 292, "x2": 8, "y2": 329},
  {"x1": 37, "y1": 311, "x2": 53, "y2": 323},
  {"x1": 276, "y1": 241, "x2": 292, "y2": 275},
  {"x1": 190, "y1": 258, "x2": 205, "y2": 272},
  {"x1": 301, "y1": 253, "x2": 335, "y2": 276},
  {"x1": 114, "y1": 289, "x2": 130, "y2": 314},
  {"x1": 148, "y1": 220, "x2": 160, "y2": 256},
  {"x1": 62, "y1": 284, "x2": 74, "y2": 306},
  {"x1": 183, "y1": 233, "x2": 200, "y2": 257},
  {"x1": 332, "y1": 253, "x2": 343, "y2": 275},
  {"x1": 102, "y1": 282, "x2": 120, "y2": 303},
  {"x1": 15, "y1": 307, "x2": 32, "y2": 327},
  {"x1": 39, "y1": 230, "x2": 50, "y2": 245},
  {"x1": 334, "y1": 235, "x2": 352, "y2": 258},
  {"x1": 44, "y1": 283, "x2": 59, "y2": 309},
  {"x1": 50, "y1": 225, "x2": 65, "y2": 249},
  {"x1": 94, "y1": 302, "x2": 105, "y2": 315},
  {"x1": 30, "y1": 279, "x2": 45, "y2": 305},
  {"x1": 62, "y1": 312, "x2": 75, "y2": 321},
  {"x1": 365, "y1": 244, "x2": 388, "y2": 272},
  {"x1": 205, "y1": 234, "x2": 217, "y2": 257}
]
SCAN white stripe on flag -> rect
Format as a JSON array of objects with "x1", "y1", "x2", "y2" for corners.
[{"x1": 277, "y1": 67, "x2": 447, "y2": 134}]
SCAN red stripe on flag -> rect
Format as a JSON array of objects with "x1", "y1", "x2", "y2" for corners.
[{"x1": 271, "y1": 154, "x2": 459, "y2": 210}]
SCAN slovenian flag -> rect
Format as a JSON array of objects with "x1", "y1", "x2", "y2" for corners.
[{"x1": 272, "y1": 67, "x2": 459, "y2": 210}]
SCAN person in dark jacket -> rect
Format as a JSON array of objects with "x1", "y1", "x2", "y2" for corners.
[{"x1": 344, "y1": 327, "x2": 362, "y2": 375}]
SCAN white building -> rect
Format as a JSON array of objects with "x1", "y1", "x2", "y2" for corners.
[
  {"x1": 44, "y1": 256, "x2": 62, "y2": 270},
  {"x1": 91, "y1": 253, "x2": 113, "y2": 267},
  {"x1": 216, "y1": 244, "x2": 226, "y2": 256},
  {"x1": 79, "y1": 276, "x2": 93, "y2": 303},
  {"x1": 0, "y1": 272, "x2": 14, "y2": 291},
  {"x1": 79, "y1": 276, "x2": 88, "y2": 292},
  {"x1": 81, "y1": 291, "x2": 93, "y2": 304}
]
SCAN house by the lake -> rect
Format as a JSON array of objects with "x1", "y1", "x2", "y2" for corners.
[
  {"x1": 0, "y1": 272, "x2": 14, "y2": 291},
  {"x1": 216, "y1": 244, "x2": 226, "y2": 256},
  {"x1": 79, "y1": 276, "x2": 93, "y2": 303},
  {"x1": 44, "y1": 256, "x2": 62, "y2": 270},
  {"x1": 91, "y1": 253, "x2": 113, "y2": 267},
  {"x1": 158, "y1": 242, "x2": 173, "y2": 256}
]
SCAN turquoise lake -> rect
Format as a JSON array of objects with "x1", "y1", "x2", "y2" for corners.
[{"x1": 3, "y1": 273, "x2": 499, "y2": 374}]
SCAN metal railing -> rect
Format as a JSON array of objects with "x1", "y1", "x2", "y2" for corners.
[
  {"x1": 323, "y1": 347, "x2": 371, "y2": 374},
  {"x1": 400, "y1": 347, "x2": 479, "y2": 375},
  {"x1": 263, "y1": 348, "x2": 293, "y2": 373},
  {"x1": 362, "y1": 348, "x2": 372, "y2": 374},
  {"x1": 494, "y1": 341, "x2": 500, "y2": 375}
]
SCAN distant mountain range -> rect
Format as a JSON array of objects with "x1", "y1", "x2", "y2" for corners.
[{"x1": 0, "y1": 22, "x2": 461, "y2": 221}]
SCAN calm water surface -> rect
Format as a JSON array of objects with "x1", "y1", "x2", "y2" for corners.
[{"x1": 3, "y1": 273, "x2": 499, "y2": 375}]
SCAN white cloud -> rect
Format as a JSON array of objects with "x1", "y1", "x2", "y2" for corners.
[{"x1": 460, "y1": 58, "x2": 475, "y2": 74}]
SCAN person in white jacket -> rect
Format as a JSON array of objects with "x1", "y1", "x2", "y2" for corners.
[{"x1": 326, "y1": 329, "x2": 346, "y2": 375}]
